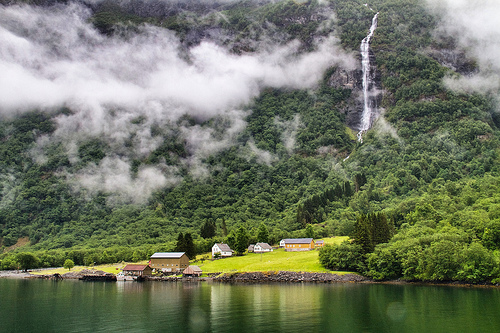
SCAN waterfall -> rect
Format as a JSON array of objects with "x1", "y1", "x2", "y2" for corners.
[{"x1": 357, "y1": 12, "x2": 379, "y2": 142}]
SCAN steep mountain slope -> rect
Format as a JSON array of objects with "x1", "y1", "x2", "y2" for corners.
[{"x1": 1, "y1": 0, "x2": 499, "y2": 277}]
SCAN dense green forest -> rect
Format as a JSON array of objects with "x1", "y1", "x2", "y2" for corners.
[{"x1": 1, "y1": 0, "x2": 499, "y2": 282}]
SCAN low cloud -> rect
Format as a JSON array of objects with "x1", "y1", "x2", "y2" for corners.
[
  {"x1": 0, "y1": 2, "x2": 356, "y2": 203},
  {"x1": 274, "y1": 114, "x2": 302, "y2": 154},
  {"x1": 68, "y1": 156, "x2": 181, "y2": 205},
  {"x1": 425, "y1": 0, "x2": 500, "y2": 95}
]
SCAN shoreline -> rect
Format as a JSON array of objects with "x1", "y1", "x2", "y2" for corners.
[
  {"x1": 0, "y1": 270, "x2": 32, "y2": 279},
  {"x1": 2, "y1": 269, "x2": 499, "y2": 288},
  {"x1": 212, "y1": 271, "x2": 369, "y2": 283}
]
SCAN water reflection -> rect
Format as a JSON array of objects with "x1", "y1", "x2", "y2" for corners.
[{"x1": 1, "y1": 279, "x2": 500, "y2": 332}]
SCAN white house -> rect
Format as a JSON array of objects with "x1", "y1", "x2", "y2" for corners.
[
  {"x1": 212, "y1": 243, "x2": 234, "y2": 258},
  {"x1": 254, "y1": 242, "x2": 273, "y2": 253},
  {"x1": 280, "y1": 239, "x2": 292, "y2": 247}
]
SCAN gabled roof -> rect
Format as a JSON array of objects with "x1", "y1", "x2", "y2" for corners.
[
  {"x1": 283, "y1": 238, "x2": 314, "y2": 244},
  {"x1": 150, "y1": 252, "x2": 186, "y2": 259},
  {"x1": 316, "y1": 240, "x2": 325, "y2": 244},
  {"x1": 123, "y1": 264, "x2": 149, "y2": 271},
  {"x1": 255, "y1": 242, "x2": 272, "y2": 250},
  {"x1": 183, "y1": 265, "x2": 202, "y2": 274},
  {"x1": 214, "y1": 243, "x2": 233, "y2": 252}
]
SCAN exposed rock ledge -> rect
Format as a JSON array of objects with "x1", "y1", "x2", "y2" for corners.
[{"x1": 213, "y1": 271, "x2": 370, "y2": 283}]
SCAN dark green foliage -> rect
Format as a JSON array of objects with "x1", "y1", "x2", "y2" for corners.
[
  {"x1": 78, "y1": 139, "x2": 107, "y2": 164},
  {"x1": 63, "y1": 258, "x2": 74, "y2": 271},
  {"x1": 173, "y1": 232, "x2": 196, "y2": 259},
  {"x1": 174, "y1": 232, "x2": 185, "y2": 251},
  {"x1": 16, "y1": 252, "x2": 38, "y2": 271},
  {"x1": 352, "y1": 213, "x2": 392, "y2": 254},
  {"x1": 353, "y1": 173, "x2": 367, "y2": 192},
  {"x1": 200, "y1": 220, "x2": 216, "y2": 239},
  {"x1": 183, "y1": 233, "x2": 196, "y2": 260},
  {"x1": 221, "y1": 218, "x2": 228, "y2": 237},
  {"x1": 0, "y1": 0, "x2": 500, "y2": 284},
  {"x1": 234, "y1": 226, "x2": 249, "y2": 255},
  {"x1": 296, "y1": 182, "x2": 354, "y2": 226},
  {"x1": 305, "y1": 224, "x2": 314, "y2": 239},
  {"x1": 319, "y1": 242, "x2": 366, "y2": 272},
  {"x1": 366, "y1": 227, "x2": 499, "y2": 282},
  {"x1": 257, "y1": 223, "x2": 269, "y2": 243}
]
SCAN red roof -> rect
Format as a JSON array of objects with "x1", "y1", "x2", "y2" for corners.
[{"x1": 123, "y1": 264, "x2": 149, "y2": 271}]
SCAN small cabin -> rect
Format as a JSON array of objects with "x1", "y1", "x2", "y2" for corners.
[
  {"x1": 183, "y1": 265, "x2": 202, "y2": 277},
  {"x1": 122, "y1": 264, "x2": 153, "y2": 276},
  {"x1": 315, "y1": 240, "x2": 325, "y2": 248}
]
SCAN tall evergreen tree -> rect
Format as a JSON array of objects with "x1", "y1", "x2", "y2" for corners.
[
  {"x1": 235, "y1": 226, "x2": 249, "y2": 255},
  {"x1": 354, "y1": 173, "x2": 367, "y2": 192},
  {"x1": 174, "y1": 232, "x2": 185, "y2": 252},
  {"x1": 372, "y1": 213, "x2": 392, "y2": 245},
  {"x1": 183, "y1": 233, "x2": 196, "y2": 259},
  {"x1": 221, "y1": 218, "x2": 228, "y2": 237},
  {"x1": 353, "y1": 212, "x2": 392, "y2": 254},
  {"x1": 257, "y1": 222, "x2": 269, "y2": 243},
  {"x1": 200, "y1": 219, "x2": 216, "y2": 239},
  {"x1": 353, "y1": 215, "x2": 373, "y2": 254},
  {"x1": 344, "y1": 181, "x2": 353, "y2": 197}
]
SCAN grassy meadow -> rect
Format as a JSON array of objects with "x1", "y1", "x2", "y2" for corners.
[
  {"x1": 31, "y1": 237, "x2": 348, "y2": 276},
  {"x1": 195, "y1": 236, "x2": 349, "y2": 274}
]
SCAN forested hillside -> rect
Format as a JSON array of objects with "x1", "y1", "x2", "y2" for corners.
[{"x1": 1, "y1": 0, "x2": 499, "y2": 281}]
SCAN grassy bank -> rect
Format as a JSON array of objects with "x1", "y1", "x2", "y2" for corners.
[
  {"x1": 31, "y1": 237, "x2": 349, "y2": 276},
  {"x1": 196, "y1": 237, "x2": 349, "y2": 274},
  {"x1": 30, "y1": 262, "x2": 148, "y2": 276}
]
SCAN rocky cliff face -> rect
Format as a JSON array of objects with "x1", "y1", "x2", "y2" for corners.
[
  {"x1": 426, "y1": 48, "x2": 477, "y2": 76},
  {"x1": 327, "y1": 52, "x2": 382, "y2": 133}
]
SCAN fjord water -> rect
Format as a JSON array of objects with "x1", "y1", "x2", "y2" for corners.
[{"x1": 1, "y1": 279, "x2": 500, "y2": 333}]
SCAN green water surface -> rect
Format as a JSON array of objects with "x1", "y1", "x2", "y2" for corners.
[{"x1": 1, "y1": 279, "x2": 499, "y2": 332}]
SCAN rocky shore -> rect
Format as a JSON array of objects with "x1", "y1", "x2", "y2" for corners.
[
  {"x1": 213, "y1": 271, "x2": 370, "y2": 283},
  {"x1": 0, "y1": 270, "x2": 32, "y2": 279}
]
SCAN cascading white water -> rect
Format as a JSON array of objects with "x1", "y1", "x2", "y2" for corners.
[{"x1": 357, "y1": 12, "x2": 379, "y2": 142}]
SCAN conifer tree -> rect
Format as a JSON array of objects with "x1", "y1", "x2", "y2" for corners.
[
  {"x1": 257, "y1": 222, "x2": 269, "y2": 243},
  {"x1": 344, "y1": 181, "x2": 353, "y2": 197},
  {"x1": 221, "y1": 218, "x2": 228, "y2": 237},
  {"x1": 200, "y1": 219, "x2": 216, "y2": 239},
  {"x1": 183, "y1": 233, "x2": 196, "y2": 259},
  {"x1": 235, "y1": 226, "x2": 249, "y2": 255},
  {"x1": 353, "y1": 215, "x2": 373, "y2": 254},
  {"x1": 175, "y1": 232, "x2": 185, "y2": 252},
  {"x1": 305, "y1": 224, "x2": 315, "y2": 239},
  {"x1": 372, "y1": 213, "x2": 392, "y2": 245}
]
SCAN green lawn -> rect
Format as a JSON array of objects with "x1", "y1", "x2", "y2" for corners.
[
  {"x1": 32, "y1": 237, "x2": 350, "y2": 276},
  {"x1": 31, "y1": 261, "x2": 148, "y2": 275},
  {"x1": 195, "y1": 237, "x2": 350, "y2": 274}
]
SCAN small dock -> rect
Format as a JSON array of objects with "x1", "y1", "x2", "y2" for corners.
[{"x1": 79, "y1": 274, "x2": 117, "y2": 282}]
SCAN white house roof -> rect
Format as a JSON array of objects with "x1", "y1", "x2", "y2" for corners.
[
  {"x1": 150, "y1": 252, "x2": 186, "y2": 259},
  {"x1": 214, "y1": 243, "x2": 233, "y2": 252},
  {"x1": 283, "y1": 238, "x2": 314, "y2": 244},
  {"x1": 255, "y1": 242, "x2": 273, "y2": 250}
]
